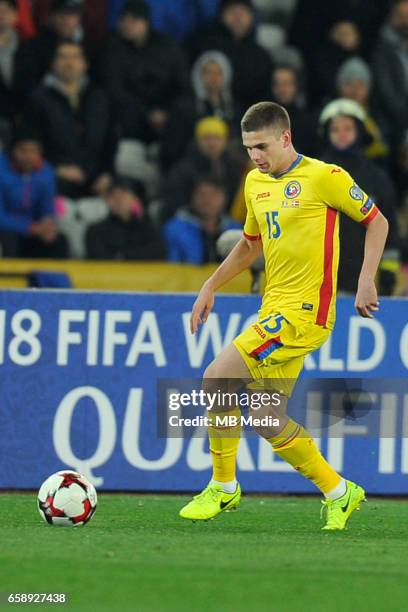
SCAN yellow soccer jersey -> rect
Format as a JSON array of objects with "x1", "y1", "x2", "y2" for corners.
[{"x1": 243, "y1": 154, "x2": 379, "y2": 329}]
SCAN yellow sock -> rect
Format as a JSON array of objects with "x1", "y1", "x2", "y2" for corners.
[
  {"x1": 208, "y1": 407, "x2": 241, "y2": 483},
  {"x1": 269, "y1": 419, "x2": 341, "y2": 494}
]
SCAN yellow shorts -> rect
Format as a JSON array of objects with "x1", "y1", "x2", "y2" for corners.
[{"x1": 233, "y1": 313, "x2": 331, "y2": 395}]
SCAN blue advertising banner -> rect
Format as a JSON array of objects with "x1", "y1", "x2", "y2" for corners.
[{"x1": 0, "y1": 290, "x2": 407, "y2": 494}]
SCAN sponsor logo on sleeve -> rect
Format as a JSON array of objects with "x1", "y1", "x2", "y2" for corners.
[{"x1": 360, "y1": 198, "x2": 374, "y2": 215}]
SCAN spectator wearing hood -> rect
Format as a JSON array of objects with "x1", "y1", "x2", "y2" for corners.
[
  {"x1": 86, "y1": 177, "x2": 165, "y2": 260},
  {"x1": 188, "y1": 0, "x2": 272, "y2": 108},
  {"x1": 163, "y1": 176, "x2": 241, "y2": 264},
  {"x1": 319, "y1": 98, "x2": 400, "y2": 296},
  {"x1": 99, "y1": 0, "x2": 189, "y2": 142},
  {"x1": 162, "y1": 116, "x2": 246, "y2": 220},
  {"x1": 18, "y1": 0, "x2": 92, "y2": 95},
  {"x1": 373, "y1": 0, "x2": 408, "y2": 146},
  {"x1": 336, "y1": 57, "x2": 390, "y2": 164},
  {"x1": 161, "y1": 50, "x2": 243, "y2": 170},
  {"x1": 0, "y1": 129, "x2": 68, "y2": 258},
  {"x1": 25, "y1": 40, "x2": 114, "y2": 199}
]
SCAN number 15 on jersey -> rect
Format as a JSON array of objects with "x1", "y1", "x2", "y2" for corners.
[{"x1": 265, "y1": 211, "x2": 281, "y2": 239}]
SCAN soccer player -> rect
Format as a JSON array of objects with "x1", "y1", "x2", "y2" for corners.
[{"x1": 179, "y1": 102, "x2": 389, "y2": 530}]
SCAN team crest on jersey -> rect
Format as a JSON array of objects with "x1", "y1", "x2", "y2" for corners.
[
  {"x1": 349, "y1": 183, "x2": 365, "y2": 201},
  {"x1": 284, "y1": 181, "x2": 301, "y2": 199}
]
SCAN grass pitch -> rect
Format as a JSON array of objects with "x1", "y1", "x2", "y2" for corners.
[{"x1": 0, "y1": 494, "x2": 407, "y2": 612}]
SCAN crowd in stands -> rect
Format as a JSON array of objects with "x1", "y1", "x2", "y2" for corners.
[{"x1": 0, "y1": 0, "x2": 407, "y2": 295}]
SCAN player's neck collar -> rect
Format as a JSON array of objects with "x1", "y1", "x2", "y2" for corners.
[{"x1": 270, "y1": 153, "x2": 303, "y2": 179}]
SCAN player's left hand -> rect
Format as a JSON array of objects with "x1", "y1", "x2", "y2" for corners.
[
  {"x1": 355, "y1": 278, "x2": 380, "y2": 318},
  {"x1": 190, "y1": 284, "x2": 215, "y2": 334}
]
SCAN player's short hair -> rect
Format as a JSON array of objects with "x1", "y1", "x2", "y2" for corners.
[{"x1": 241, "y1": 101, "x2": 291, "y2": 134}]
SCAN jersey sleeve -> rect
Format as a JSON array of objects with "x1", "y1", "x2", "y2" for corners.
[
  {"x1": 316, "y1": 164, "x2": 380, "y2": 225},
  {"x1": 243, "y1": 174, "x2": 261, "y2": 240}
]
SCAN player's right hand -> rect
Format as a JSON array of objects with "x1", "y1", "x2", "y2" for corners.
[{"x1": 190, "y1": 285, "x2": 215, "y2": 334}]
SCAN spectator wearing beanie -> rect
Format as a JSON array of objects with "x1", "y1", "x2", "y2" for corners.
[
  {"x1": 99, "y1": 0, "x2": 189, "y2": 143},
  {"x1": 336, "y1": 57, "x2": 390, "y2": 163},
  {"x1": 162, "y1": 116, "x2": 246, "y2": 221}
]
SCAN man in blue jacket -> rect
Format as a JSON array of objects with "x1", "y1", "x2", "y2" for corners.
[
  {"x1": 164, "y1": 176, "x2": 241, "y2": 263},
  {"x1": 0, "y1": 130, "x2": 67, "y2": 257}
]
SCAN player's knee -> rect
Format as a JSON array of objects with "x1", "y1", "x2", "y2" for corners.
[{"x1": 249, "y1": 404, "x2": 286, "y2": 439}]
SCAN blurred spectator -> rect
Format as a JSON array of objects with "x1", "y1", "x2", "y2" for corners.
[
  {"x1": 373, "y1": 0, "x2": 408, "y2": 145},
  {"x1": 309, "y1": 20, "x2": 363, "y2": 104},
  {"x1": 336, "y1": 57, "x2": 390, "y2": 163},
  {"x1": 253, "y1": 0, "x2": 297, "y2": 28},
  {"x1": 319, "y1": 99, "x2": 400, "y2": 296},
  {"x1": 26, "y1": 41, "x2": 115, "y2": 199},
  {"x1": 33, "y1": 1, "x2": 108, "y2": 52},
  {"x1": 271, "y1": 65, "x2": 317, "y2": 155},
  {"x1": 16, "y1": 0, "x2": 36, "y2": 40},
  {"x1": 0, "y1": 130, "x2": 68, "y2": 258},
  {"x1": 290, "y1": 0, "x2": 391, "y2": 56},
  {"x1": 86, "y1": 177, "x2": 165, "y2": 260},
  {"x1": 161, "y1": 50, "x2": 243, "y2": 170},
  {"x1": 188, "y1": 0, "x2": 273, "y2": 108},
  {"x1": 109, "y1": 0, "x2": 220, "y2": 42},
  {"x1": 162, "y1": 116, "x2": 246, "y2": 220},
  {"x1": 0, "y1": 0, "x2": 26, "y2": 124},
  {"x1": 99, "y1": 0, "x2": 188, "y2": 142},
  {"x1": 163, "y1": 177, "x2": 241, "y2": 264},
  {"x1": 18, "y1": 0, "x2": 90, "y2": 94}
]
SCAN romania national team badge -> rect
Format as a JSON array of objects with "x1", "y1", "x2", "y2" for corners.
[
  {"x1": 284, "y1": 181, "x2": 301, "y2": 199},
  {"x1": 349, "y1": 183, "x2": 365, "y2": 201}
]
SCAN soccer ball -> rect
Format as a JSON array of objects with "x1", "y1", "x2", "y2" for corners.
[{"x1": 38, "y1": 470, "x2": 97, "y2": 526}]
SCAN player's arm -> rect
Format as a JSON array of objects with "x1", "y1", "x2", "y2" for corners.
[
  {"x1": 316, "y1": 165, "x2": 389, "y2": 319},
  {"x1": 355, "y1": 211, "x2": 389, "y2": 318},
  {"x1": 190, "y1": 237, "x2": 262, "y2": 334}
]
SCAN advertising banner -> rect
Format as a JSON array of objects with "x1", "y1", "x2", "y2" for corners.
[{"x1": 0, "y1": 290, "x2": 407, "y2": 494}]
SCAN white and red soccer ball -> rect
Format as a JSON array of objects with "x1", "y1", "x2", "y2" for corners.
[{"x1": 38, "y1": 470, "x2": 97, "y2": 526}]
